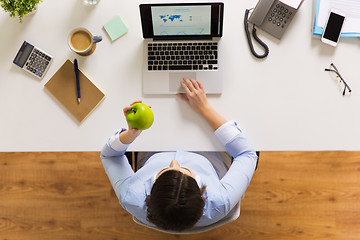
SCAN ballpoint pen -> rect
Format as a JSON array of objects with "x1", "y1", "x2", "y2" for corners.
[{"x1": 73, "y1": 59, "x2": 81, "y2": 104}]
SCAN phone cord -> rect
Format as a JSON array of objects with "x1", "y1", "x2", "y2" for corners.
[{"x1": 244, "y1": 9, "x2": 269, "y2": 59}]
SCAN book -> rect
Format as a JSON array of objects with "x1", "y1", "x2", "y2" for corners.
[{"x1": 44, "y1": 59, "x2": 105, "y2": 122}]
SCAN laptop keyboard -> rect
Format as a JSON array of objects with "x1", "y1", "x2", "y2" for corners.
[{"x1": 147, "y1": 42, "x2": 218, "y2": 71}]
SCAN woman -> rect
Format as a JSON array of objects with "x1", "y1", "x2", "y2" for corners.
[{"x1": 100, "y1": 78, "x2": 257, "y2": 231}]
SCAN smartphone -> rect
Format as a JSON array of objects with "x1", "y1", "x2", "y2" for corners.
[{"x1": 321, "y1": 9, "x2": 346, "y2": 47}]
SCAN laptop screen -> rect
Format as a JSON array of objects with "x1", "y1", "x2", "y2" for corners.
[
  {"x1": 151, "y1": 5, "x2": 211, "y2": 36},
  {"x1": 140, "y1": 3, "x2": 223, "y2": 40}
]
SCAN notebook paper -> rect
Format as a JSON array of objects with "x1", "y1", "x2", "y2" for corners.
[
  {"x1": 318, "y1": 0, "x2": 360, "y2": 33},
  {"x1": 313, "y1": 0, "x2": 360, "y2": 36}
]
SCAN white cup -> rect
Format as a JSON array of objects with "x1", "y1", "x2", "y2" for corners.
[{"x1": 68, "y1": 27, "x2": 102, "y2": 55}]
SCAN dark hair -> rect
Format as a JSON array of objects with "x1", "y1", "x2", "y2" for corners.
[{"x1": 145, "y1": 170, "x2": 206, "y2": 231}]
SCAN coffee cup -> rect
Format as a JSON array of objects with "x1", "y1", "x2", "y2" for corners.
[{"x1": 68, "y1": 27, "x2": 102, "y2": 55}]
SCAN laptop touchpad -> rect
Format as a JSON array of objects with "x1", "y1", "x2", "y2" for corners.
[{"x1": 169, "y1": 72, "x2": 197, "y2": 93}]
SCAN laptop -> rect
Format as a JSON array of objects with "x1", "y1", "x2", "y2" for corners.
[{"x1": 139, "y1": 2, "x2": 224, "y2": 94}]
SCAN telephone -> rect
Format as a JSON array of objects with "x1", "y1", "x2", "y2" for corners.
[
  {"x1": 244, "y1": 0, "x2": 303, "y2": 58},
  {"x1": 249, "y1": 0, "x2": 303, "y2": 39}
]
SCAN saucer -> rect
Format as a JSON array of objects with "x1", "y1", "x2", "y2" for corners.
[{"x1": 77, "y1": 43, "x2": 96, "y2": 56}]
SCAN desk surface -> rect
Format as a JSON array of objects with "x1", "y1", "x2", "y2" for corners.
[{"x1": 1, "y1": 0, "x2": 360, "y2": 152}]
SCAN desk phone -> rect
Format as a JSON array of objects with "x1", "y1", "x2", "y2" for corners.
[
  {"x1": 13, "y1": 41, "x2": 53, "y2": 79},
  {"x1": 249, "y1": 0, "x2": 303, "y2": 39}
]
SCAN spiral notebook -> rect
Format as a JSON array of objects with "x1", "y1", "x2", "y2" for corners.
[{"x1": 44, "y1": 59, "x2": 105, "y2": 122}]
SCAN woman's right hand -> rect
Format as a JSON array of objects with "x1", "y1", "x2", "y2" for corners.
[
  {"x1": 177, "y1": 78, "x2": 227, "y2": 131},
  {"x1": 176, "y1": 78, "x2": 211, "y2": 117},
  {"x1": 120, "y1": 100, "x2": 143, "y2": 144}
]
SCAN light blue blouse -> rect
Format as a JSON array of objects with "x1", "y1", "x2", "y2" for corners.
[{"x1": 100, "y1": 120, "x2": 258, "y2": 227}]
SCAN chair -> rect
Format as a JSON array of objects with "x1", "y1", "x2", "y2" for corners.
[
  {"x1": 126, "y1": 151, "x2": 259, "y2": 234},
  {"x1": 132, "y1": 201, "x2": 241, "y2": 234}
]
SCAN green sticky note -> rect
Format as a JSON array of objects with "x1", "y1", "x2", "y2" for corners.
[{"x1": 104, "y1": 16, "x2": 128, "y2": 41}]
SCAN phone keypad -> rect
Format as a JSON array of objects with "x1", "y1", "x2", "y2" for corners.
[{"x1": 267, "y1": 3, "x2": 293, "y2": 29}]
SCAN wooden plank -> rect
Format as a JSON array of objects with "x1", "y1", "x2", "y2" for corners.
[{"x1": 0, "y1": 152, "x2": 359, "y2": 240}]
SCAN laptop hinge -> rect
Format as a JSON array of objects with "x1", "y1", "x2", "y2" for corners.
[{"x1": 153, "y1": 36, "x2": 213, "y2": 41}]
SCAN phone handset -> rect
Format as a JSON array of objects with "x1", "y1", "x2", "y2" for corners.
[
  {"x1": 244, "y1": 8, "x2": 270, "y2": 59},
  {"x1": 248, "y1": 0, "x2": 275, "y2": 26}
]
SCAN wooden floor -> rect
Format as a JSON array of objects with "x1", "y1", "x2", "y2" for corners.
[{"x1": 0, "y1": 152, "x2": 359, "y2": 240}]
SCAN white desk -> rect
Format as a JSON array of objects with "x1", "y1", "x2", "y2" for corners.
[{"x1": 1, "y1": 0, "x2": 360, "y2": 152}]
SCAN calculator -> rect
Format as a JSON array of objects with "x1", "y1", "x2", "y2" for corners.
[{"x1": 13, "y1": 41, "x2": 53, "y2": 79}]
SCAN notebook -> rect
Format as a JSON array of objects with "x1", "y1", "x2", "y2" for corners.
[
  {"x1": 139, "y1": 2, "x2": 224, "y2": 94},
  {"x1": 312, "y1": 0, "x2": 360, "y2": 37},
  {"x1": 44, "y1": 59, "x2": 105, "y2": 122}
]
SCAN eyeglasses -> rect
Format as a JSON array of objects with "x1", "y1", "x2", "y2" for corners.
[{"x1": 324, "y1": 63, "x2": 352, "y2": 96}]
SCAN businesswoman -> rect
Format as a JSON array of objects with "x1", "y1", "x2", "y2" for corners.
[{"x1": 100, "y1": 78, "x2": 258, "y2": 231}]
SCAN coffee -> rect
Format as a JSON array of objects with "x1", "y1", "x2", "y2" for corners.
[
  {"x1": 70, "y1": 30, "x2": 92, "y2": 52},
  {"x1": 68, "y1": 27, "x2": 102, "y2": 55}
]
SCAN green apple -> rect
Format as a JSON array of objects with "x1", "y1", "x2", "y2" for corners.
[{"x1": 126, "y1": 103, "x2": 154, "y2": 130}]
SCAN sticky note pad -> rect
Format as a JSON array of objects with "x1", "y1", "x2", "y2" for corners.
[{"x1": 104, "y1": 16, "x2": 128, "y2": 41}]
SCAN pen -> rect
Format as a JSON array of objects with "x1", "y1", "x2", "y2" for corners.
[{"x1": 73, "y1": 59, "x2": 81, "y2": 104}]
